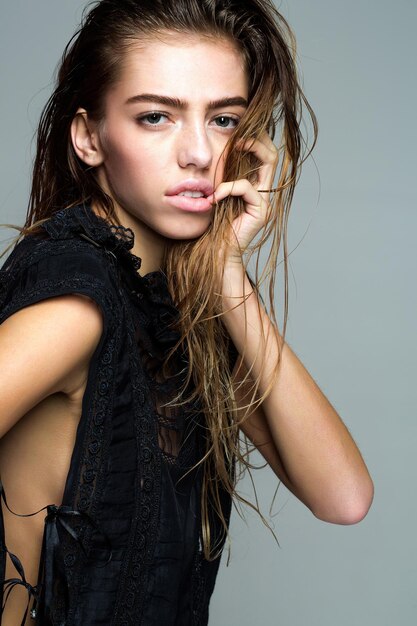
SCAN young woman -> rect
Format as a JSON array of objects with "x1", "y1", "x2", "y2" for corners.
[{"x1": 0, "y1": 0, "x2": 374, "y2": 624}]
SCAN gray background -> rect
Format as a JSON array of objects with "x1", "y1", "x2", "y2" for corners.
[{"x1": 1, "y1": 1, "x2": 416, "y2": 624}]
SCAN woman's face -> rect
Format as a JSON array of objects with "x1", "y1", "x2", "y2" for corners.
[{"x1": 94, "y1": 33, "x2": 248, "y2": 242}]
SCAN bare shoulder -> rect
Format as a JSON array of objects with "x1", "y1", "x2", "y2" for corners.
[{"x1": 0, "y1": 294, "x2": 103, "y2": 438}]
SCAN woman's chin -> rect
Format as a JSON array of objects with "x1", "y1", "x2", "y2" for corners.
[{"x1": 160, "y1": 219, "x2": 212, "y2": 242}]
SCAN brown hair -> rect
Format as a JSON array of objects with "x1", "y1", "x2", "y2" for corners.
[{"x1": 21, "y1": 0, "x2": 317, "y2": 558}]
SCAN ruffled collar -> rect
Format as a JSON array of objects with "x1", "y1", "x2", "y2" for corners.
[
  {"x1": 41, "y1": 204, "x2": 181, "y2": 359},
  {"x1": 41, "y1": 203, "x2": 172, "y2": 287},
  {"x1": 42, "y1": 204, "x2": 143, "y2": 270}
]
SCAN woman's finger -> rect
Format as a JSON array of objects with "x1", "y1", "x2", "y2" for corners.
[
  {"x1": 235, "y1": 133, "x2": 279, "y2": 191},
  {"x1": 208, "y1": 179, "x2": 268, "y2": 216},
  {"x1": 237, "y1": 133, "x2": 278, "y2": 165}
]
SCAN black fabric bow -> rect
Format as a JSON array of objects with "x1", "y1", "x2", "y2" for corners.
[{"x1": 0, "y1": 482, "x2": 112, "y2": 625}]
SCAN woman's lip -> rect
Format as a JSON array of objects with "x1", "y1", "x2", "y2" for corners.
[
  {"x1": 166, "y1": 179, "x2": 214, "y2": 197},
  {"x1": 164, "y1": 194, "x2": 213, "y2": 213}
]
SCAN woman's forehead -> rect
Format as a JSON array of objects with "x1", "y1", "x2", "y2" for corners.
[{"x1": 108, "y1": 33, "x2": 248, "y2": 104}]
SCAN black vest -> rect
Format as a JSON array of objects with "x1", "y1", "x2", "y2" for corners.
[{"x1": 0, "y1": 205, "x2": 232, "y2": 625}]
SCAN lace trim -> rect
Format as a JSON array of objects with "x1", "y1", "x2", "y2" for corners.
[
  {"x1": 0, "y1": 274, "x2": 110, "y2": 324},
  {"x1": 111, "y1": 293, "x2": 162, "y2": 625},
  {"x1": 63, "y1": 332, "x2": 118, "y2": 625}
]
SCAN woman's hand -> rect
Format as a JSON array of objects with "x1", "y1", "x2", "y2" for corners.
[{"x1": 207, "y1": 131, "x2": 279, "y2": 264}]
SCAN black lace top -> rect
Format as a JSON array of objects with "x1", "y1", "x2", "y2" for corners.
[{"x1": 0, "y1": 205, "x2": 233, "y2": 625}]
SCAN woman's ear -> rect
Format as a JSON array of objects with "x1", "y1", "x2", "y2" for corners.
[{"x1": 71, "y1": 108, "x2": 104, "y2": 166}]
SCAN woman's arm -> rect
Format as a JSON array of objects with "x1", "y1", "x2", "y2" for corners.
[
  {"x1": 0, "y1": 295, "x2": 103, "y2": 438},
  {"x1": 210, "y1": 132, "x2": 373, "y2": 524},
  {"x1": 222, "y1": 265, "x2": 374, "y2": 525}
]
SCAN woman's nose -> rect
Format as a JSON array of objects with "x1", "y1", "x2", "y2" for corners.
[{"x1": 177, "y1": 124, "x2": 213, "y2": 171}]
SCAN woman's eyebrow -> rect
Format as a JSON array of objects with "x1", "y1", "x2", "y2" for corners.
[{"x1": 125, "y1": 93, "x2": 248, "y2": 109}]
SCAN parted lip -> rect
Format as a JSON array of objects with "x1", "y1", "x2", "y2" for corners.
[{"x1": 165, "y1": 179, "x2": 214, "y2": 197}]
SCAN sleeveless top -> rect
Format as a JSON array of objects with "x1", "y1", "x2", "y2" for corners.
[{"x1": 0, "y1": 204, "x2": 234, "y2": 626}]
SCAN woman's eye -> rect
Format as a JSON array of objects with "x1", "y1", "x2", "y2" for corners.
[
  {"x1": 137, "y1": 112, "x2": 168, "y2": 126},
  {"x1": 213, "y1": 116, "x2": 239, "y2": 129}
]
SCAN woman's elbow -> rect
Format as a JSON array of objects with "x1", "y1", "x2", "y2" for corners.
[{"x1": 312, "y1": 477, "x2": 374, "y2": 526}]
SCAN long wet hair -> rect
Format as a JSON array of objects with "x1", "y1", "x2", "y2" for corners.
[{"x1": 21, "y1": 0, "x2": 317, "y2": 558}]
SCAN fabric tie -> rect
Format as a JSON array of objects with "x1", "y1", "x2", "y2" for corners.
[
  {"x1": 2, "y1": 547, "x2": 39, "y2": 626},
  {"x1": 0, "y1": 481, "x2": 112, "y2": 625}
]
